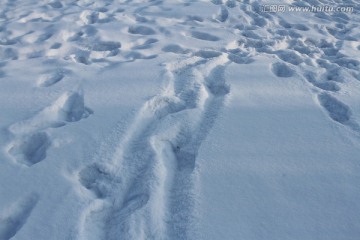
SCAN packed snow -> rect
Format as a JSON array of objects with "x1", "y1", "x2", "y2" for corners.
[{"x1": 0, "y1": 0, "x2": 360, "y2": 239}]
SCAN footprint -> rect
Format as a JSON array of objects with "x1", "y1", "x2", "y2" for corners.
[
  {"x1": 0, "y1": 48, "x2": 18, "y2": 60},
  {"x1": 226, "y1": 0, "x2": 237, "y2": 8},
  {"x1": 50, "y1": 42, "x2": 62, "y2": 49},
  {"x1": 35, "y1": 32, "x2": 53, "y2": 43},
  {"x1": 241, "y1": 30, "x2": 262, "y2": 40},
  {"x1": 186, "y1": 15, "x2": 203, "y2": 22},
  {"x1": 306, "y1": 71, "x2": 341, "y2": 91},
  {"x1": 293, "y1": 24, "x2": 309, "y2": 31},
  {"x1": 8, "y1": 132, "x2": 51, "y2": 166},
  {"x1": 288, "y1": 30, "x2": 303, "y2": 39},
  {"x1": 68, "y1": 50, "x2": 90, "y2": 65},
  {"x1": 0, "y1": 38, "x2": 17, "y2": 45},
  {"x1": 322, "y1": 68, "x2": 342, "y2": 82},
  {"x1": 132, "y1": 38, "x2": 158, "y2": 50},
  {"x1": 275, "y1": 50, "x2": 303, "y2": 65},
  {"x1": 96, "y1": 7, "x2": 109, "y2": 13},
  {"x1": 78, "y1": 163, "x2": 114, "y2": 198},
  {"x1": 83, "y1": 25, "x2": 98, "y2": 37},
  {"x1": 279, "y1": 19, "x2": 292, "y2": 29},
  {"x1": 317, "y1": 93, "x2": 351, "y2": 124},
  {"x1": 251, "y1": 15, "x2": 267, "y2": 27},
  {"x1": 0, "y1": 193, "x2": 39, "y2": 240},
  {"x1": 52, "y1": 91, "x2": 91, "y2": 122},
  {"x1": 80, "y1": 10, "x2": 99, "y2": 24},
  {"x1": 333, "y1": 58, "x2": 359, "y2": 70},
  {"x1": 190, "y1": 31, "x2": 220, "y2": 41},
  {"x1": 216, "y1": 6, "x2": 228, "y2": 22},
  {"x1": 227, "y1": 53, "x2": 254, "y2": 64},
  {"x1": 9, "y1": 91, "x2": 91, "y2": 135},
  {"x1": 144, "y1": 95, "x2": 186, "y2": 119},
  {"x1": 162, "y1": 44, "x2": 189, "y2": 54},
  {"x1": 205, "y1": 65, "x2": 230, "y2": 96},
  {"x1": 88, "y1": 41, "x2": 121, "y2": 52},
  {"x1": 27, "y1": 51, "x2": 44, "y2": 59},
  {"x1": 195, "y1": 50, "x2": 222, "y2": 59},
  {"x1": 211, "y1": 0, "x2": 223, "y2": 5},
  {"x1": 313, "y1": 81, "x2": 340, "y2": 92},
  {"x1": 66, "y1": 32, "x2": 83, "y2": 42},
  {"x1": 128, "y1": 25, "x2": 156, "y2": 35},
  {"x1": 321, "y1": 47, "x2": 340, "y2": 57},
  {"x1": 49, "y1": 1, "x2": 63, "y2": 9},
  {"x1": 111, "y1": 194, "x2": 150, "y2": 222},
  {"x1": 124, "y1": 51, "x2": 157, "y2": 61},
  {"x1": 173, "y1": 148, "x2": 196, "y2": 171},
  {"x1": 37, "y1": 69, "x2": 66, "y2": 87},
  {"x1": 271, "y1": 62, "x2": 295, "y2": 78}
]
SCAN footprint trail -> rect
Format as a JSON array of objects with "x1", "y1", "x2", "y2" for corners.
[{"x1": 78, "y1": 55, "x2": 230, "y2": 240}]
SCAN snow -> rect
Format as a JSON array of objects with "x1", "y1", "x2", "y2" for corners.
[{"x1": 0, "y1": 0, "x2": 360, "y2": 239}]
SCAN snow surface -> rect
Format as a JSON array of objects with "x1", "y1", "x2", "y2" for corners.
[{"x1": 0, "y1": 0, "x2": 360, "y2": 239}]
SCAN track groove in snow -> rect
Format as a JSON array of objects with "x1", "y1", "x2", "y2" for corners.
[{"x1": 78, "y1": 55, "x2": 230, "y2": 240}]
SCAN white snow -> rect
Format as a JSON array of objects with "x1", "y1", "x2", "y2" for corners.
[{"x1": 0, "y1": 0, "x2": 360, "y2": 239}]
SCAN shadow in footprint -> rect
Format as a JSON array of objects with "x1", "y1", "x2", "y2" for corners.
[
  {"x1": 216, "y1": 6, "x2": 228, "y2": 22},
  {"x1": 0, "y1": 193, "x2": 39, "y2": 240},
  {"x1": 88, "y1": 41, "x2": 121, "y2": 52},
  {"x1": 118, "y1": 193, "x2": 150, "y2": 220},
  {"x1": 78, "y1": 163, "x2": 115, "y2": 198},
  {"x1": 195, "y1": 50, "x2": 222, "y2": 59},
  {"x1": 275, "y1": 50, "x2": 303, "y2": 65},
  {"x1": 318, "y1": 93, "x2": 351, "y2": 124},
  {"x1": 128, "y1": 26, "x2": 156, "y2": 35},
  {"x1": 228, "y1": 53, "x2": 254, "y2": 64},
  {"x1": 9, "y1": 91, "x2": 92, "y2": 136},
  {"x1": 37, "y1": 69, "x2": 66, "y2": 87},
  {"x1": 162, "y1": 44, "x2": 189, "y2": 54},
  {"x1": 8, "y1": 132, "x2": 51, "y2": 166},
  {"x1": 305, "y1": 71, "x2": 341, "y2": 92},
  {"x1": 191, "y1": 31, "x2": 220, "y2": 41},
  {"x1": 271, "y1": 62, "x2": 295, "y2": 78}
]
